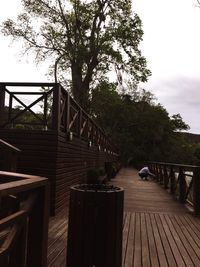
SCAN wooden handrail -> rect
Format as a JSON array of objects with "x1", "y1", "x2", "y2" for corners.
[
  {"x1": 0, "y1": 171, "x2": 49, "y2": 267},
  {"x1": 0, "y1": 82, "x2": 118, "y2": 155},
  {"x1": 0, "y1": 139, "x2": 21, "y2": 172},
  {"x1": 0, "y1": 139, "x2": 21, "y2": 153},
  {"x1": 149, "y1": 162, "x2": 200, "y2": 215}
]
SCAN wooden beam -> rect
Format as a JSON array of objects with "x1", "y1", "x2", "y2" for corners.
[{"x1": 0, "y1": 85, "x2": 5, "y2": 125}]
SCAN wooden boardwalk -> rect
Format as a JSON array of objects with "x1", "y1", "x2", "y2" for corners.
[{"x1": 47, "y1": 168, "x2": 200, "y2": 267}]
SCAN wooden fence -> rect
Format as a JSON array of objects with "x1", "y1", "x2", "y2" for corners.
[
  {"x1": 0, "y1": 82, "x2": 118, "y2": 155},
  {"x1": 0, "y1": 139, "x2": 21, "y2": 172},
  {"x1": 0, "y1": 82, "x2": 118, "y2": 214},
  {"x1": 0, "y1": 171, "x2": 49, "y2": 267},
  {"x1": 149, "y1": 162, "x2": 200, "y2": 215}
]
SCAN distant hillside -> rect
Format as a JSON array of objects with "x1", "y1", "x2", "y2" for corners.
[{"x1": 178, "y1": 132, "x2": 200, "y2": 144}]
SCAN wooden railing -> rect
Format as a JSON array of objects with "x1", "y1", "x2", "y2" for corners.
[
  {"x1": 0, "y1": 139, "x2": 21, "y2": 172},
  {"x1": 149, "y1": 162, "x2": 200, "y2": 215},
  {"x1": 0, "y1": 82, "x2": 118, "y2": 155},
  {"x1": 0, "y1": 171, "x2": 49, "y2": 267}
]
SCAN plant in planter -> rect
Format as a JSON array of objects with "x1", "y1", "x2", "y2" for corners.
[
  {"x1": 110, "y1": 162, "x2": 121, "y2": 178},
  {"x1": 99, "y1": 168, "x2": 107, "y2": 184},
  {"x1": 86, "y1": 168, "x2": 100, "y2": 184}
]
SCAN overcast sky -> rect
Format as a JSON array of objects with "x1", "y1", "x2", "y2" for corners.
[
  {"x1": 133, "y1": 0, "x2": 200, "y2": 134},
  {"x1": 0, "y1": 0, "x2": 200, "y2": 133}
]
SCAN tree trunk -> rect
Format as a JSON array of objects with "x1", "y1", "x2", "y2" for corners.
[{"x1": 71, "y1": 64, "x2": 91, "y2": 111}]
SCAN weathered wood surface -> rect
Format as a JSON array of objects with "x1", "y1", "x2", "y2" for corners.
[
  {"x1": 149, "y1": 162, "x2": 200, "y2": 215},
  {"x1": 112, "y1": 168, "x2": 188, "y2": 214},
  {"x1": 0, "y1": 129, "x2": 117, "y2": 215},
  {"x1": 47, "y1": 168, "x2": 200, "y2": 267},
  {"x1": 0, "y1": 82, "x2": 118, "y2": 215},
  {"x1": 0, "y1": 171, "x2": 49, "y2": 267}
]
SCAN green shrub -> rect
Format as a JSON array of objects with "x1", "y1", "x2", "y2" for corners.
[{"x1": 87, "y1": 169, "x2": 100, "y2": 184}]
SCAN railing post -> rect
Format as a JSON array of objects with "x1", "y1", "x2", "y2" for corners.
[
  {"x1": 79, "y1": 109, "x2": 82, "y2": 138},
  {"x1": 193, "y1": 167, "x2": 200, "y2": 215},
  {"x1": 170, "y1": 166, "x2": 175, "y2": 194},
  {"x1": 163, "y1": 165, "x2": 169, "y2": 189},
  {"x1": 0, "y1": 85, "x2": 5, "y2": 126},
  {"x1": 152, "y1": 163, "x2": 156, "y2": 179},
  {"x1": 66, "y1": 93, "x2": 70, "y2": 132},
  {"x1": 9, "y1": 213, "x2": 28, "y2": 267},
  {"x1": 155, "y1": 164, "x2": 159, "y2": 181},
  {"x1": 26, "y1": 183, "x2": 49, "y2": 267},
  {"x1": 51, "y1": 84, "x2": 61, "y2": 131},
  {"x1": 160, "y1": 165, "x2": 164, "y2": 185},
  {"x1": 179, "y1": 167, "x2": 186, "y2": 203}
]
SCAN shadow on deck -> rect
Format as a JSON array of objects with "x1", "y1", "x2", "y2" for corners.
[{"x1": 48, "y1": 168, "x2": 200, "y2": 267}]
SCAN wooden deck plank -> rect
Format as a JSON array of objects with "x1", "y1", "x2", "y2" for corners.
[
  {"x1": 184, "y1": 214, "x2": 200, "y2": 237},
  {"x1": 122, "y1": 212, "x2": 131, "y2": 266},
  {"x1": 154, "y1": 213, "x2": 177, "y2": 267},
  {"x1": 145, "y1": 213, "x2": 160, "y2": 267},
  {"x1": 47, "y1": 168, "x2": 200, "y2": 267},
  {"x1": 133, "y1": 212, "x2": 142, "y2": 267},
  {"x1": 159, "y1": 213, "x2": 187, "y2": 266},
  {"x1": 150, "y1": 213, "x2": 169, "y2": 267},
  {"x1": 124, "y1": 212, "x2": 135, "y2": 267},
  {"x1": 180, "y1": 216, "x2": 200, "y2": 248},
  {"x1": 174, "y1": 215, "x2": 200, "y2": 263},
  {"x1": 164, "y1": 214, "x2": 194, "y2": 267},
  {"x1": 141, "y1": 213, "x2": 151, "y2": 267},
  {"x1": 169, "y1": 214, "x2": 200, "y2": 266}
]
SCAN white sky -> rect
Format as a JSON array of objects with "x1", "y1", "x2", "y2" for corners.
[
  {"x1": 133, "y1": 0, "x2": 200, "y2": 134},
  {"x1": 0, "y1": 0, "x2": 200, "y2": 133}
]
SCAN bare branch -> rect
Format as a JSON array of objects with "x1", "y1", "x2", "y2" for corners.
[
  {"x1": 57, "y1": 0, "x2": 73, "y2": 50},
  {"x1": 54, "y1": 54, "x2": 65, "y2": 83}
]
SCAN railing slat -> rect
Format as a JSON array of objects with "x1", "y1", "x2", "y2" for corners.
[
  {"x1": 0, "y1": 171, "x2": 49, "y2": 267},
  {"x1": 179, "y1": 167, "x2": 187, "y2": 203},
  {"x1": 149, "y1": 162, "x2": 200, "y2": 215},
  {"x1": 193, "y1": 167, "x2": 200, "y2": 215},
  {"x1": 0, "y1": 82, "x2": 118, "y2": 155}
]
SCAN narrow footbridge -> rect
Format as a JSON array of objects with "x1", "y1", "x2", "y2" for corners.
[
  {"x1": 112, "y1": 168, "x2": 200, "y2": 267},
  {"x1": 48, "y1": 167, "x2": 200, "y2": 267}
]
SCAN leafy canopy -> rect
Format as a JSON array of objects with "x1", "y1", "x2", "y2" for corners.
[
  {"x1": 1, "y1": 0, "x2": 151, "y2": 107},
  {"x1": 91, "y1": 80, "x2": 192, "y2": 165}
]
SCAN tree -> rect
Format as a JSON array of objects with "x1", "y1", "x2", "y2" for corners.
[
  {"x1": 1, "y1": 0, "x2": 151, "y2": 109},
  {"x1": 170, "y1": 113, "x2": 189, "y2": 131},
  {"x1": 91, "y1": 81, "x2": 193, "y2": 165}
]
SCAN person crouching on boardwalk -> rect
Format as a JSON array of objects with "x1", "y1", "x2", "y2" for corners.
[{"x1": 138, "y1": 166, "x2": 155, "y2": 181}]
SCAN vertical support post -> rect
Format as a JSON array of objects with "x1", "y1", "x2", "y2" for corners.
[
  {"x1": 43, "y1": 92, "x2": 48, "y2": 129},
  {"x1": 170, "y1": 166, "x2": 175, "y2": 194},
  {"x1": 159, "y1": 165, "x2": 164, "y2": 185},
  {"x1": 0, "y1": 85, "x2": 5, "y2": 126},
  {"x1": 164, "y1": 165, "x2": 169, "y2": 189},
  {"x1": 154, "y1": 164, "x2": 158, "y2": 181},
  {"x1": 79, "y1": 109, "x2": 82, "y2": 138},
  {"x1": 193, "y1": 167, "x2": 200, "y2": 215},
  {"x1": 9, "y1": 213, "x2": 28, "y2": 267},
  {"x1": 179, "y1": 167, "x2": 186, "y2": 203},
  {"x1": 8, "y1": 93, "x2": 13, "y2": 127},
  {"x1": 152, "y1": 164, "x2": 155, "y2": 179},
  {"x1": 66, "y1": 93, "x2": 70, "y2": 132},
  {"x1": 26, "y1": 183, "x2": 50, "y2": 267},
  {"x1": 51, "y1": 84, "x2": 61, "y2": 131}
]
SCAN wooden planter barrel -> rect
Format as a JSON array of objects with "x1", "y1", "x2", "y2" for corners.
[{"x1": 66, "y1": 184, "x2": 124, "y2": 267}]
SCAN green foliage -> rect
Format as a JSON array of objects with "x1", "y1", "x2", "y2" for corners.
[
  {"x1": 91, "y1": 80, "x2": 196, "y2": 166},
  {"x1": 87, "y1": 168, "x2": 100, "y2": 184},
  {"x1": 170, "y1": 114, "x2": 189, "y2": 131},
  {"x1": 194, "y1": 146, "x2": 200, "y2": 160},
  {"x1": 1, "y1": 0, "x2": 151, "y2": 109},
  {"x1": 99, "y1": 168, "x2": 106, "y2": 176}
]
